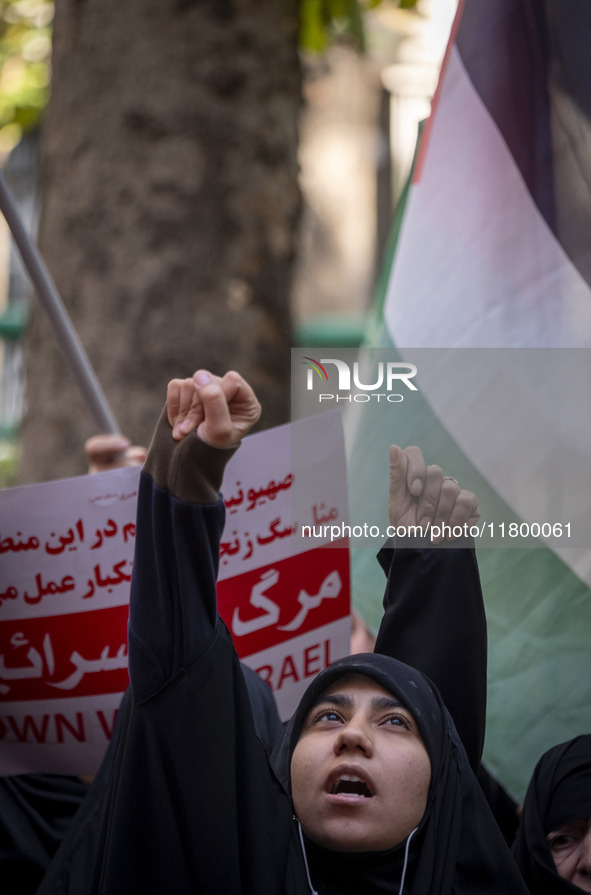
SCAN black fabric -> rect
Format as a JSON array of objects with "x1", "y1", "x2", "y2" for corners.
[
  {"x1": 0, "y1": 773, "x2": 87, "y2": 895},
  {"x1": 0, "y1": 661, "x2": 280, "y2": 895},
  {"x1": 36, "y1": 668, "x2": 283, "y2": 894},
  {"x1": 89, "y1": 622, "x2": 304, "y2": 895},
  {"x1": 512, "y1": 735, "x2": 591, "y2": 894},
  {"x1": 477, "y1": 763, "x2": 520, "y2": 847},
  {"x1": 241, "y1": 662, "x2": 285, "y2": 754},
  {"x1": 34, "y1": 693, "x2": 131, "y2": 895},
  {"x1": 301, "y1": 835, "x2": 420, "y2": 895},
  {"x1": 82, "y1": 441, "x2": 308, "y2": 895},
  {"x1": 375, "y1": 541, "x2": 486, "y2": 772},
  {"x1": 272, "y1": 652, "x2": 529, "y2": 895},
  {"x1": 376, "y1": 543, "x2": 523, "y2": 846}
]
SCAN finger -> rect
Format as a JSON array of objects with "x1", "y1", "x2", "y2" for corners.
[
  {"x1": 389, "y1": 445, "x2": 408, "y2": 485},
  {"x1": 171, "y1": 379, "x2": 203, "y2": 440},
  {"x1": 388, "y1": 445, "x2": 409, "y2": 526},
  {"x1": 416, "y1": 464, "x2": 444, "y2": 530},
  {"x1": 219, "y1": 370, "x2": 243, "y2": 403},
  {"x1": 432, "y1": 477, "x2": 461, "y2": 527},
  {"x1": 166, "y1": 378, "x2": 186, "y2": 427},
  {"x1": 402, "y1": 445, "x2": 426, "y2": 497},
  {"x1": 195, "y1": 378, "x2": 235, "y2": 447},
  {"x1": 194, "y1": 369, "x2": 222, "y2": 389},
  {"x1": 125, "y1": 446, "x2": 148, "y2": 466},
  {"x1": 448, "y1": 490, "x2": 480, "y2": 529}
]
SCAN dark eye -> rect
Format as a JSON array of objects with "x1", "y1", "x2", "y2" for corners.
[
  {"x1": 383, "y1": 714, "x2": 411, "y2": 730},
  {"x1": 548, "y1": 831, "x2": 579, "y2": 852},
  {"x1": 315, "y1": 709, "x2": 343, "y2": 724}
]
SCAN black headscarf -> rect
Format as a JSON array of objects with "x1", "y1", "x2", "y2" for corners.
[
  {"x1": 512, "y1": 735, "x2": 591, "y2": 894},
  {"x1": 271, "y1": 652, "x2": 528, "y2": 895}
]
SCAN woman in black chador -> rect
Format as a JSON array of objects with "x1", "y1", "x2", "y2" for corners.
[
  {"x1": 513, "y1": 735, "x2": 591, "y2": 894},
  {"x1": 81, "y1": 368, "x2": 528, "y2": 895},
  {"x1": 273, "y1": 651, "x2": 527, "y2": 895}
]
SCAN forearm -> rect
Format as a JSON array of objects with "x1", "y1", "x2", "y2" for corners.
[
  {"x1": 128, "y1": 407, "x2": 237, "y2": 703},
  {"x1": 375, "y1": 542, "x2": 486, "y2": 771}
]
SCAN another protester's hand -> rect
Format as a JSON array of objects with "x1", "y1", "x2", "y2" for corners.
[
  {"x1": 167, "y1": 369, "x2": 261, "y2": 448},
  {"x1": 85, "y1": 434, "x2": 147, "y2": 474},
  {"x1": 388, "y1": 445, "x2": 479, "y2": 543}
]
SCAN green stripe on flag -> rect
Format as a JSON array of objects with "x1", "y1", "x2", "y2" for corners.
[{"x1": 346, "y1": 327, "x2": 591, "y2": 801}]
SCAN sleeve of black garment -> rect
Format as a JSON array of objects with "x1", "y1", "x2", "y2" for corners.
[
  {"x1": 374, "y1": 542, "x2": 486, "y2": 771},
  {"x1": 127, "y1": 406, "x2": 236, "y2": 704},
  {"x1": 84, "y1": 410, "x2": 295, "y2": 895}
]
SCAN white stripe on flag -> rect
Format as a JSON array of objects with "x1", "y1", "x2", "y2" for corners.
[{"x1": 384, "y1": 47, "x2": 591, "y2": 349}]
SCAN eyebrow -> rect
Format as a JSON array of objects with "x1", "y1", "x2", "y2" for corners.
[{"x1": 307, "y1": 693, "x2": 406, "y2": 713}]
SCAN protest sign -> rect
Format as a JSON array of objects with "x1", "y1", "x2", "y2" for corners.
[
  {"x1": 0, "y1": 466, "x2": 140, "y2": 775},
  {"x1": 218, "y1": 410, "x2": 350, "y2": 720},
  {"x1": 0, "y1": 411, "x2": 350, "y2": 774}
]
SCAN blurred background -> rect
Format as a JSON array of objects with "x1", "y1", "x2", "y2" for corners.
[
  {"x1": 0, "y1": 0, "x2": 456, "y2": 485},
  {"x1": 4, "y1": 0, "x2": 591, "y2": 808}
]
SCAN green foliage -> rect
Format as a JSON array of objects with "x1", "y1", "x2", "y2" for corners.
[
  {"x1": 0, "y1": 0, "x2": 422, "y2": 155},
  {"x1": 299, "y1": 0, "x2": 419, "y2": 53},
  {"x1": 0, "y1": 441, "x2": 18, "y2": 488},
  {"x1": 300, "y1": 0, "x2": 365, "y2": 52},
  {"x1": 0, "y1": 0, "x2": 53, "y2": 155}
]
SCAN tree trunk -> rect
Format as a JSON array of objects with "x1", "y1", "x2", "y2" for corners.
[{"x1": 19, "y1": 0, "x2": 301, "y2": 482}]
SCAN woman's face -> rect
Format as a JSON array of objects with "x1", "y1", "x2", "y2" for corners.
[
  {"x1": 290, "y1": 673, "x2": 431, "y2": 853},
  {"x1": 548, "y1": 818, "x2": 591, "y2": 893}
]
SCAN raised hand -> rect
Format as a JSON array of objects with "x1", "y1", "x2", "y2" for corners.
[
  {"x1": 388, "y1": 445, "x2": 480, "y2": 543},
  {"x1": 84, "y1": 434, "x2": 147, "y2": 474},
  {"x1": 167, "y1": 369, "x2": 261, "y2": 449}
]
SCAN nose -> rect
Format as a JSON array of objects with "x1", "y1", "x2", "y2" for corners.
[{"x1": 333, "y1": 719, "x2": 374, "y2": 757}]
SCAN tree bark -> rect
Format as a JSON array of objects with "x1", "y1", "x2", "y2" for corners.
[{"x1": 20, "y1": 0, "x2": 301, "y2": 482}]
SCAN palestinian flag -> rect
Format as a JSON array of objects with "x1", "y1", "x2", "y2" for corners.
[{"x1": 348, "y1": 0, "x2": 591, "y2": 800}]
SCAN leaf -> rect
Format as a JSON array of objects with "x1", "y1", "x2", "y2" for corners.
[
  {"x1": 299, "y1": 0, "x2": 370, "y2": 53},
  {"x1": 0, "y1": 0, "x2": 53, "y2": 141},
  {"x1": 299, "y1": 0, "x2": 329, "y2": 52}
]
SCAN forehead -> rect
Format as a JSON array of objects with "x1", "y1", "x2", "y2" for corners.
[
  {"x1": 313, "y1": 672, "x2": 402, "y2": 705},
  {"x1": 551, "y1": 818, "x2": 591, "y2": 834}
]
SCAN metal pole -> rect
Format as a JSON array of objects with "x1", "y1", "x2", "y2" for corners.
[{"x1": 0, "y1": 169, "x2": 120, "y2": 434}]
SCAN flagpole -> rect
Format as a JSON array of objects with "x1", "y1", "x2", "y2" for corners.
[{"x1": 0, "y1": 169, "x2": 120, "y2": 434}]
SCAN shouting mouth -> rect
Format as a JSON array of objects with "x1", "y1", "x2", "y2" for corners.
[{"x1": 328, "y1": 772, "x2": 374, "y2": 800}]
